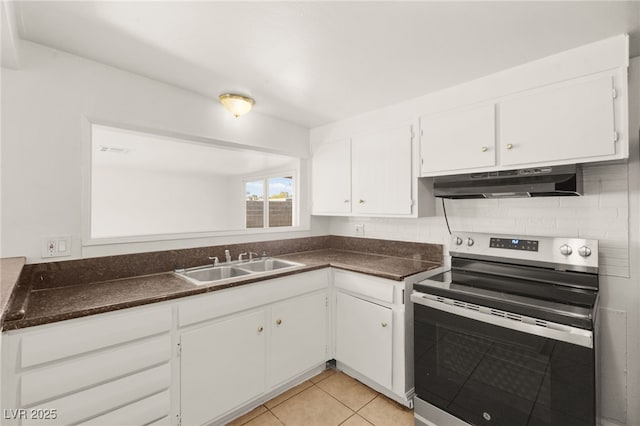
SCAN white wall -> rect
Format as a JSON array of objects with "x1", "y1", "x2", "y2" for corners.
[
  {"x1": 1, "y1": 41, "x2": 321, "y2": 262},
  {"x1": 323, "y1": 58, "x2": 640, "y2": 425},
  {"x1": 92, "y1": 166, "x2": 236, "y2": 238}
]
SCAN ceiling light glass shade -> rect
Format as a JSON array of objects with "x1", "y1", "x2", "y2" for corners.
[{"x1": 219, "y1": 93, "x2": 255, "y2": 117}]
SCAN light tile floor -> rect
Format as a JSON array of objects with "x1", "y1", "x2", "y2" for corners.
[{"x1": 226, "y1": 369, "x2": 414, "y2": 426}]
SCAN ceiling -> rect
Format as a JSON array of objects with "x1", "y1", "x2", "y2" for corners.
[{"x1": 13, "y1": 1, "x2": 640, "y2": 128}]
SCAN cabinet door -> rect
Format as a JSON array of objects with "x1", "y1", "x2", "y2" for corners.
[
  {"x1": 420, "y1": 104, "x2": 496, "y2": 175},
  {"x1": 311, "y1": 139, "x2": 351, "y2": 214},
  {"x1": 335, "y1": 292, "x2": 393, "y2": 389},
  {"x1": 181, "y1": 309, "x2": 266, "y2": 426},
  {"x1": 269, "y1": 291, "x2": 328, "y2": 387},
  {"x1": 499, "y1": 76, "x2": 616, "y2": 167},
  {"x1": 352, "y1": 125, "x2": 412, "y2": 215}
]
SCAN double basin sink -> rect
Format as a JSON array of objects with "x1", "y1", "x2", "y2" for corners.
[{"x1": 175, "y1": 258, "x2": 304, "y2": 286}]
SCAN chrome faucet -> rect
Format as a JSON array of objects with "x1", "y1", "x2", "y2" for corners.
[
  {"x1": 249, "y1": 252, "x2": 259, "y2": 261},
  {"x1": 208, "y1": 256, "x2": 219, "y2": 267},
  {"x1": 238, "y1": 252, "x2": 248, "y2": 262},
  {"x1": 224, "y1": 249, "x2": 231, "y2": 263}
]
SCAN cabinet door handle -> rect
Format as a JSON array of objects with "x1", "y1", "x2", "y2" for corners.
[
  {"x1": 276, "y1": 319, "x2": 282, "y2": 325},
  {"x1": 481, "y1": 146, "x2": 488, "y2": 152},
  {"x1": 343, "y1": 199, "x2": 350, "y2": 203},
  {"x1": 359, "y1": 199, "x2": 365, "y2": 204},
  {"x1": 257, "y1": 326, "x2": 264, "y2": 333},
  {"x1": 506, "y1": 144, "x2": 513, "y2": 150},
  {"x1": 381, "y1": 322, "x2": 388, "y2": 328}
]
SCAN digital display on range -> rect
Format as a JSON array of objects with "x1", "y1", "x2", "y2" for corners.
[{"x1": 490, "y1": 237, "x2": 539, "y2": 251}]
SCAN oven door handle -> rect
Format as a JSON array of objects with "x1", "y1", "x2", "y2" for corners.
[{"x1": 411, "y1": 291, "x2": 593, "y2": 348}]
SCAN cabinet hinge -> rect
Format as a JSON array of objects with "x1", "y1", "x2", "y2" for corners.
[
  {"x1": 176, "y1": 413, "x2": 182, "y2": 426},
  {"x1": 613, "y1": 131, "x2": 619, "y2": 143},
  {"x1": 421, "y1": 158, "x2": 424, "y2": 165},
  {"x1": 612, "y1": 88, "x2": 617, "y2": 99},
  {"x1": 177, "y1": 342, "x2": 182, "y2": 357},
  {"x1": 420, "y1": 129, "x2": 424, "y2": 137}
]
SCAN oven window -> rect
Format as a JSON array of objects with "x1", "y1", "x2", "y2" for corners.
[{"x1": 414, "y1": 305, "x2": 595, "y2": 426}]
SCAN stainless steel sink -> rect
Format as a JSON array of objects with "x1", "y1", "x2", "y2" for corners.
[
  {"x1": 237, "y1": 258, "x2": 301, "y2": 272},
  {"x1": 176, "y1": 265, "x2": 250, "y2": 285},
  {"x1": 174, "y1": 258, "x2": 303, "y2": 286}
]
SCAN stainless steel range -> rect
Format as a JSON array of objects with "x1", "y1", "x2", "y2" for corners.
[{"x1": 412, "y1": 232, "x2": 599, "y2": 426}]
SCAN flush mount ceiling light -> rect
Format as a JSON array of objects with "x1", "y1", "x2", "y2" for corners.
[{"x1": 219, "y1": 93, "x2": 255, "y2": 117}]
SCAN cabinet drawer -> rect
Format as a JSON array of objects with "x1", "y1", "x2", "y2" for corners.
[
  {"x1": 333, "y1": 270, "x2": 394, "y2": 304},
  {"x1": 19, "y1": 304, "x2": 172, "y2": 368},
  {"x1": 21, "y1": 335, "x2": 171, "y2": 406},
  {"x1": 26, "y1": 363, "x2": 171, "y2": 425},
  {"x1": 77, "y1": 390, "x2": 170, "y2": 426}
]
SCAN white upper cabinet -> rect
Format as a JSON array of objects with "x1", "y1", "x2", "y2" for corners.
[
  {"x1": 420, "y1": 104, "x2": 496, "y2": 174},
  {"x1": 351, "y1": 125, "x2": 413, "y2": 216},
  {"x1": 419, "y1": 73, "x2": 624, "y2": 177},
  {"x1": 499, "y1": 75, "x2": 617, "y2": 167},
  {"x1": 312, "y1": 124, "x2": 424, "y2": 217},
  {"x1": 311, "y1": 138, "x2": 351, "y2": 214}
]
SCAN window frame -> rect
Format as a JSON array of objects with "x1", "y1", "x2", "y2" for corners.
[
  {"x1": 81, "y1": 118, "x2": 308, "y2": 251},
  {"x1": 242, "y1": 170, "x2": 298, "y2": 230}
]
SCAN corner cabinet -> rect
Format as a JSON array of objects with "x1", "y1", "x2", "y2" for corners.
[
  {"x1": 336, "y1": 292, "x2": 393, "y2": 389},
  {"x1": 420, "y1": 71, "x2": 627, "y2": 177},
  {"x1": 312, "y1": 124, "x2": 433, "y2": 217},
  {"x1": 332, "y1": 269, "x2": 417, "y2": 407}
]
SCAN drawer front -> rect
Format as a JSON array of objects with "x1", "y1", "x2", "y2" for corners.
[
  {"x1": 25, "y1": 363, "x2": 171, "y2": 426},
  {"x1": 21, "y1": 334, "x2": 171, "y2": 406},
  {"x1": 333, "y1": 270, "x2": 395, "y2": 304},
  {"x1": 76, "y1": 390, "x2": 170, "y2": 426},
  {"x1": 178, "y1": 269, "x2": 329, "y2": 327},
  {"x1": 20, "y1": 304, "x2": 172, "y2": 368}
]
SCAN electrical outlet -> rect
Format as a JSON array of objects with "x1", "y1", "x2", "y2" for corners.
[
  {"x1": 355, "y1": 224, "x2": 365, "y2": 237},
  {"x1": 42, "y1": 236, "x2": 71, "y2": 258}
]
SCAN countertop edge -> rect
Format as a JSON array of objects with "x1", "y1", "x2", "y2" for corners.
[
  {"x1": 0, "y1": 257, "x2": 27, "y2": 327},
  {"x1": 2, "y1": 253, "x2": 442, "y2": 332}
]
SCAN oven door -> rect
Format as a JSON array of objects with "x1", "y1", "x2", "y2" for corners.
[{"x1": 412, "y1": 292, "x2": 595, "y2": 426}]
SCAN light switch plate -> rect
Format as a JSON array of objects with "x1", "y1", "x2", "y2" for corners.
[
  {"x1": 355, "y1": 224, "x2": 365, "y2": 237},
  {"x1": 42, "y1": 235, "x2": 72, "y2": 258}
]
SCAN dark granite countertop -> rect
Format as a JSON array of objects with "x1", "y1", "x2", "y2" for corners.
[
  {"x1": 0, "y1": 257, "x2": 26, "y2": 326},
  {"x1": 2, "y1": 248, "x2": 440, "y2": 331}
]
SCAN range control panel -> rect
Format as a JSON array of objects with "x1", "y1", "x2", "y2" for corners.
[
  {"x1": 489, "y1": 237, "x2": 539, "y2": 252},
  {"x1": 449, "y1": 232, "x2": 599, "y2": 273}
]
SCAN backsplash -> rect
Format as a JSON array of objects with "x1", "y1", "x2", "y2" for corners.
[
  {"x1": 329, "y1": 162, "x2": 629, "y2": 278},
  {"x1": 20, "y1": 235, "x2": 442, "y2": 291}
]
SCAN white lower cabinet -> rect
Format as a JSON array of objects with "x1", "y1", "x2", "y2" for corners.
[
  {"x1": 0, "y1": 304, "x2": 173, "y2": 426},
  {"x1": 336, "y1": 292, "x2": 393, "y2": 388},
  {"x1": 180, "y1": 309, "x2": 268, "y2": 426},
  {"x1": 269, "y1": 291, "x2": 328, "y2": 387},
  {"x1": 176, "y1": 270, "x2": 330, "y2": 425}
]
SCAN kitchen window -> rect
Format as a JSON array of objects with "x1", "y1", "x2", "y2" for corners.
[{"x1": 244, "y1": 175, "x2": 295, "y2": 229}]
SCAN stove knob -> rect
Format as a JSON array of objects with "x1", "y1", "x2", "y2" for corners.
[
  {"x1": 578, "y1": 246, "x2": 592, "y2": 257},
  {"x1": 467, "y1": 238, "x2": 474, "y2": 247},
  {"x1": 560, "y1": 244, "x2": 573, "y2": 256},
  {"x1": 454, "y1": 237, "x2": 463, "y2": 246}
]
